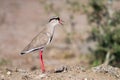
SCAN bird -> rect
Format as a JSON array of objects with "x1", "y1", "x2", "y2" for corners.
[{"x1": 20, "y1": 17, "x2": 63, "y2": 73}]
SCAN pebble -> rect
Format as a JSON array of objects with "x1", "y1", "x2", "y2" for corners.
[
  {"x1": 1, "y1": 75, "x2": 5, "y2": 78},
  {"x1": 54, "y1": 66, "x2": 67, "y2": 73},
  {"x1": 35, "y1": 73, "x2": 47, "y2": 79},
  {"x1": 83, "y1": 77, "x2": 94, "y2": 80},
  {"x1": 7, "y1": 71, "x2": 12, "y2": 75}
]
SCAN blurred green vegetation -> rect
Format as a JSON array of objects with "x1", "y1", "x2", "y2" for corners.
[{"x1": 87, "y1": 0, "x2": 120, "y2": 67}]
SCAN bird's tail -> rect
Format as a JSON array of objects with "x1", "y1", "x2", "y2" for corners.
[
  {"x1": 21, "y1": 52, "x2": 26, "y2": 55},
  {"x1": 20, "y1": 48, "x2": 37, "y2": 55},
  {"x1": 20, "y1": 51, "x2": 30, "y2": 55},
  {"x1": 20, "y1": 47, "x2": 43, "y2": 55}
]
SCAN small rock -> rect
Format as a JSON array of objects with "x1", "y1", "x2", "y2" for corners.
[
  {"x1": 22, "y1": 75, "x2": 29, "y2": 80},
  {"x1": 84, "y1": 78, "x2": 88, "y2": 80},
  {"x1": 35, "y1": 74, "x2": 47, "y2": 79},
  {"x1": 30, "y1": 66, "x2": 37, "y2": 71},
  {"x1": 54, "y1": 66, "x2": 67, "y2": 73},
  {"x1": 83, "y1": 77, "x2": 94, "y2": 80},
  {"x1": 1, "y1": 75, "x2": 5, "y2": 78},
  {"x1": 7, "y1": 71, "x2": 12, "y2": 75},
  {"x1": 15, "y1": 68, "x2": 27, "y2": 73}
]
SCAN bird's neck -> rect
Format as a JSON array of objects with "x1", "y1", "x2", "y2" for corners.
[{"x1": 47, "y1": 23, "x2": 56, "y2": 36}]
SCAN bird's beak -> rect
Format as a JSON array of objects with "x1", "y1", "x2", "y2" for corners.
[{"x1": 59, "y1": 19, "x2": 64, "y2": 25}]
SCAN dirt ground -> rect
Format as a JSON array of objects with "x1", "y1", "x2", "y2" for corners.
[
  {"x1": 0, "y1": 0, "x2": 120, "y2": 80},
  {"x1": 0, "y1": 64, "x2": 120, "y2": 80}
]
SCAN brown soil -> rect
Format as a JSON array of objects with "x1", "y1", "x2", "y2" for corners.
[{"x1": 0, "y1": 65, "x2": 120, "y2": 80}]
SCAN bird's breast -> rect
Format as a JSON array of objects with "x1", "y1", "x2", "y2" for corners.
[{"x1": 46, "y1": 32, "x2": 53, "y2": 45}]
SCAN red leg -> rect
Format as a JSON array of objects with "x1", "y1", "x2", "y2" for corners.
[{"x1": 39, "y1": 50, "x2": 45, "y2": 73}]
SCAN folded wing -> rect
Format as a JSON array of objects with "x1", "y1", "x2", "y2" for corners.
[{"x1": 21, "y1": 32, "x2": 49, "y2": 55}]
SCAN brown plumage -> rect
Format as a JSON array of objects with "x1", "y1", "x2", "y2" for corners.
[
  {"x1": 21, "y1": 17, "x2": 62, "y2": 55},
  {"x1": 21, "y1": 28, "x2": 50, "y2": 54}
]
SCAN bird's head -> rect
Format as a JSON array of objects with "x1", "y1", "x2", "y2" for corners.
[{"x1": 49, "y1": 17, "x2": 63, "y2": 26}]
